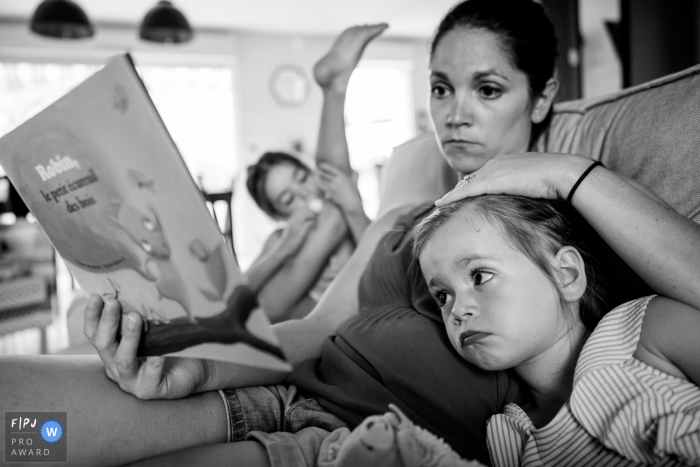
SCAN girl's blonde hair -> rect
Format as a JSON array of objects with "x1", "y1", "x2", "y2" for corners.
[{"x1": 413, "y1": 195, "x2": 611, "y2": 330}]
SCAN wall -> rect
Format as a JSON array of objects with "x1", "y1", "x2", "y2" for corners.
[
  {"x1": 579, "y1": 0, "x2": 622, "y2": 98},
  {"x1": 623, "y1": 0, "x2": 699, "y2": 87},
  {"x1": 0, "y1": 21, "x2": 430, "y2": 163}
]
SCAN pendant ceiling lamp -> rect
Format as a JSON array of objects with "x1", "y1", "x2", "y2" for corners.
[
  {"x1": 139, "y1": 1, "x2": 193, "y2": 44},
  {"x1": 29, "y1": 0, "x2": 94, "y2": 39}
]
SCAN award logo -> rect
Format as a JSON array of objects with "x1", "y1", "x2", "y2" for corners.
[{"x1": 5, "y1": 412, "x2": 67, "y2": 463}]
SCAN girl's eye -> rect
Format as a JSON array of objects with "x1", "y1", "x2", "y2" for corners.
[
  {"x1": 433, "y1": 291, "x2": 451, "y2": 307},
  {"x1": 479, "y1": 85, "x2": 502, "y2": 99},
  {"x1": 431, "y1": 83, "x2": 452, "y2": 99},
  {"x1": 473, "y1": 270, "x2": 495, "y2": 286},
  {"x1": 142, "y1": 218, "x2": 155, "y2": 231}
]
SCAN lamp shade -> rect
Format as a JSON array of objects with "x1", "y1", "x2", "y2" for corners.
[
  {"x1": 30, "y1": 0, "x2": 94, "y2": 39},
  {"x1": 139, "y1": 1, "x2": 193, "y2": 44}
]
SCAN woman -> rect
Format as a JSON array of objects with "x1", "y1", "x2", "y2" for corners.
[{"x1": 2, "y1": 2, "x2": 698, "y2": 466}]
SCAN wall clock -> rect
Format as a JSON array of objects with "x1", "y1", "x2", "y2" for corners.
[{"x1": 269, "y1": 65, "x2": 310, "y2": 107}]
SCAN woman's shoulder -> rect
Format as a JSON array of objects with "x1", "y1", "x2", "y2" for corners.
[{"x1": 635, "y1": 296, "x2": 700, "y2": 382}]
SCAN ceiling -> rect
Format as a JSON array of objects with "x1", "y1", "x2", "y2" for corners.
[{"x1": 0, "y1": 0, "x2": 462, "y2": 38}]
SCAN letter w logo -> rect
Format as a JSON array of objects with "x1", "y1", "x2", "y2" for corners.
[{"x1": 46, "y1": 427, "x2": 58, "y2": 437}]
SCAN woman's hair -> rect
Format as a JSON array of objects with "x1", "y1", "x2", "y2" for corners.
[
  {"x1": 246, "y1": 151, "x2": 310, "y2": 219},
  {"x1": 430, "y1": 0, "x2": 558, "y2": 144},
  {"x1": 413, "y1": 196, "x2": 612, "y2": 330}
]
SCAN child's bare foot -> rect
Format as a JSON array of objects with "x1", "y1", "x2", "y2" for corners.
[{"x1": 313, "y1": 23, "x2": 389, "y2": 92}]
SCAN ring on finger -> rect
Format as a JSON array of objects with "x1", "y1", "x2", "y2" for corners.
[{"x1": 462, "y1": 173, "x2": 476, "y2": 184}]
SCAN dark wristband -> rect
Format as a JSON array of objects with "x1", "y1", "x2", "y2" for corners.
[{"x1": 567, "y1": 160, "x2": 603, "y2": 205}]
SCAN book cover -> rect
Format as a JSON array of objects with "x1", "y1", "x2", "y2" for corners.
[{"x1": 0, "y1": 54, "x2": 289, "y2": 372}]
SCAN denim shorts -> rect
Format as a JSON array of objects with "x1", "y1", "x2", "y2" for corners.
[{"x1": 219, "y1": 384, "x2": 348, "y2": 467}]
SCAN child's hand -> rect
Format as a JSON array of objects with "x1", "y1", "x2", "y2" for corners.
[
  {"x1": 83, "y1": 294, "x2": 208, "y2": 399},
  {"x1": 317, "y1": 163, "x2": 364, "y2": 216},
  {"x1": 278, "y1": 206, "x2": 317, "y2": 258}
]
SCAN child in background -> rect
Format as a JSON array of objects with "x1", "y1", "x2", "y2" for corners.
[{"x1": 241, "y1": 24, "x2": 388, "y2": 322}]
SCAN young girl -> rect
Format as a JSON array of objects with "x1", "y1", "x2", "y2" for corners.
[
  {"x1": 239, "y1": 24, "x2": 387, "y2": 322},
  {"x1": 413, "y1": 194, "x2": 700, "y2": 466},
  {"x1": 243, "y1": 151, "x2": 360, "y2": 322}
]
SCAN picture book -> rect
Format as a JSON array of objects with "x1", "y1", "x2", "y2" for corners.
[{"x1": 0, "y1": 54, "x2": 289, "y2": 372}]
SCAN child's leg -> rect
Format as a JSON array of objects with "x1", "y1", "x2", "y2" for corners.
[
  {"x1": 126, "y1": 441, "x2": 271, "y2": 467},
  {"x1": 313, "y1": 23, "x2": 388, "y2": 92},
  {"x1": 0, "y1": 355, "x2": 227, "y2": 466},
  {"x1": 314, "y1": 24, "x2": 388, "y2": 174}
]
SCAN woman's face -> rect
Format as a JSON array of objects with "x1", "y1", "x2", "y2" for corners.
[
  {"x1": 264, "y1": 162, "x2": 321, "y2": 218},
  {"x1": 429, "y1": 27, "x2": 536, "y2": 176},
  {"x1": 419, "y1": 213, "x2": 570, "y2": 372}
]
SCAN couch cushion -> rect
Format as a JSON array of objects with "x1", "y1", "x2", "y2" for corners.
[{"x1": 535, "y1": 64, "x2": 700, "y2": 222}]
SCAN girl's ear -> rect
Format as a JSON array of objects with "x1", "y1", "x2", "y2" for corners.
[
  {"x1": 553, "y1": 246, "x2": 587, "y2": 302},
  {"x1": 530, "y1": 75, "x2": 559, "y2": 124}
]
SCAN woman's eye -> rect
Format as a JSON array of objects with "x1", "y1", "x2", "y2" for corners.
[
  {"x1": 431, "y1": 83, "x2": 451, "y2": 99},
  {"x1": 473, "y1": 271, "x2": 495, "y2": 286},
  {"x1": 479, "y1": 85, "x2": 502, "y2": 99}
]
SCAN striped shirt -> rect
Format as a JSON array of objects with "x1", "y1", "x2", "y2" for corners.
[{"x1": 487, "y1": 296, "x2": 700, "y2": 466}]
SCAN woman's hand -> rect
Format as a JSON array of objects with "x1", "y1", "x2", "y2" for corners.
[
  {"x1": 317, "y1": 162, "x2": 364, "y2": 215},
  {"x1": 84, "y1": 294, "x2": 210, "y2": 400},
  {"x1": 277, "y1": 206, "x2": 317, "y2": 258},
  {"x1": 435, "y1": 152, "x2": 591, "y2": 206}
]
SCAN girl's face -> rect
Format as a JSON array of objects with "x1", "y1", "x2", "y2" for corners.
[
  {"x1": 419, "y1": 213, "x2": 570, "y2": 371},
  {"x1": 264, "y1": 162, "x2": 321, "y2": 218},
  {"x1": 429, "y1": 27, "x2": 537, "y2": 176}
]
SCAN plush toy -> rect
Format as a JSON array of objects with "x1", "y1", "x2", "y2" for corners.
[{"x1": 317, "y1": 404, "x2": 486, "y2": 467}]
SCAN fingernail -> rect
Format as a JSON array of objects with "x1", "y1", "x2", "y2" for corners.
[{"x1": 126, "y1": 313, "x2": 138, "y2": 331}]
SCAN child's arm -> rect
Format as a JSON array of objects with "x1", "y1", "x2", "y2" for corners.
[{"x1": 634, "y1": 296, "x2": 700, "y2": 385}]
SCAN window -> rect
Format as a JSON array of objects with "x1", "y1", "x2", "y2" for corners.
[
  {"x1": 345, "y1": 60, "x2": 416, "y2": 219},
  {"x1": 0, "y1": 61, "x2": 238, "y2": 194}
]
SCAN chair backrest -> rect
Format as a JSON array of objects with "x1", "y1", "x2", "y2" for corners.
[{"x1": 379, "y1": 64, "x2": 700, "y2": 223}]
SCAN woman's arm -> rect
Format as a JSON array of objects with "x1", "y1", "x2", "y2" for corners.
[
  {"x1": 0, "y1": 355, "x2": 230, "y2": 467},
  {"x1": 436, "y1": 153, "x2": 700, "y2": 311}
]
